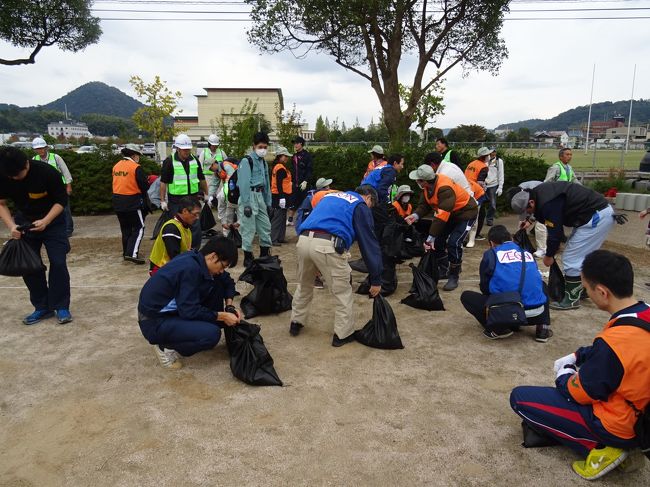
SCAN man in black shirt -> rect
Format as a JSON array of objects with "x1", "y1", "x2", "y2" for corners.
[
  {"x1": 0, "y1": 147, "x2": 72, "y2": 325},
  {"x1": 436, "y1": 137, "x2": 461, "y2": 167}
]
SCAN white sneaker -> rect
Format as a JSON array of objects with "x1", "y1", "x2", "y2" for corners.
[
  {"x1": 153, "y1": 345, "x2": 183, "y2": 369},
  {"x1": 534, "y1": 249, "x2": 545, "y2": 259}
]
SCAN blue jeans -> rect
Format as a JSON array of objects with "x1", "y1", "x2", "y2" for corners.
[
  {"x1": 19, "y1": 216, "x2": 71, "y2": 311},
  {"x1": 485, "y1": 186, "x2": 498, "y2": 222},
  {"x1": 510, "y1": 386, "x2": 637, "y2": 456},
  {"x1": 63, "y1": 203, "x2": 74, "y2": 237},
  {"x1": 139, "y1": 316, "x2": 221, "y2": 356},
  {"x1": 433, "y1": 218, "x2": 473, "y2": 268}
]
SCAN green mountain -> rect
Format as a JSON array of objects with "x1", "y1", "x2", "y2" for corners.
[
  {"x1": 39, "y1": 81, "x2": 143, "y2": 118},
  {"x1": 496, "y1": 99, "x2": 650, "y2": 131}
]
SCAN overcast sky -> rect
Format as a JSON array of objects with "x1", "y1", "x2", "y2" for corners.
[{"x1": 1, "y1": 0, "x2": 649, "y2": 130}]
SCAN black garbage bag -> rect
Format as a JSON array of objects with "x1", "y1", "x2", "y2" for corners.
[
  {"x1": 402, "y1": 228, "x2": 425, "y2": 259},
  {"x1": 401, "y1": 263, "x2": 445, "y2": 311},
  {"x1": 408, "y1": 251, "x2": 439, "y2": 293},
  {"x1": 355, "y1": 295, "x2": 404, "y2": 350},
  {"x1": 356, "y1": 258, "x2": 397, "y2": 297},
  {"x1": 239, "y1": 256, "x2": 292, "y2": 318},
  {"x1": 200, "y1": 204, "x2": 216, "y2": 231},
  {"x1": 548, "y1": 261, "x2": 565, "y2": 302},
  {"x1": 0, "y1": 238, "x2": 45, "y2": 277},
  {"x1": 151, "y1": 210, "x2": 172, "y2": 240},
  {"x1": 381, "y1": 221, "x2": 405, "y2": 258},
  {"x1": 224, "y1": 321, "x2": 282, "y2": 386},
  {"x1": 513, "y1": 229, "x2": 536, "y2": 253},
  {"x1": 227, "y1": 227, "x2": 242, "y2": 248},
  {"x1": 349, "y1": 258, "x2": 368, "y2": 273}
]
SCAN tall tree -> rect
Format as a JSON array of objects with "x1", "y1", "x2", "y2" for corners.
[
  {"x1": 247, "y1": 0, "x2": 509, "y2": 148},
  {"x1": 129, "y1": 75, "x2": 182, "y2": 161},
  {"x1": 399, "y1": 81, "x2": 445, "y2": 145},
  {"x1": 314, "y1": 115, "x2": 329, "y2": 142},
  {"x1": 447, "y1": 124, "x2": 488, "y2": 142},
  {"x1": 275, "y1": 103, "x2": 303, "y2": 149},
  {"x1": 0, "y1": 0, "x2": 101, "y2": 66}
]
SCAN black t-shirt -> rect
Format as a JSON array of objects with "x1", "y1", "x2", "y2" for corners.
[{"x1": 0, "y1": 160, "x2": 68, "y2": 221}]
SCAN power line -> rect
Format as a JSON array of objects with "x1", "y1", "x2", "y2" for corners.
[{"x1": 97, "y1": 16, "x2": 650, "y2": 21}]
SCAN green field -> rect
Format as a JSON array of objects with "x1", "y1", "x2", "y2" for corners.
[{"x1": 508, "y1": 148, "x2": 646, "y2": 171}]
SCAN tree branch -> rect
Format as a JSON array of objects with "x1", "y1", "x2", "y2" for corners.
[{"x1": 0, "y1": 43, "x2": 44, "y2": 65}]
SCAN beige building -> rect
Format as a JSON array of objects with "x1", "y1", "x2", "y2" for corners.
[
  {"x1": 173, "y1": 88, "x2": 284, "y2": 141},
  {"x1": 606, "y1": 126, "x2": 648, "y2": 140}
]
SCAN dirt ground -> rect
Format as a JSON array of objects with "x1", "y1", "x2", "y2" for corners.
[{"x1": 1, "y1": 210, "x2": 649, "y2": 487}]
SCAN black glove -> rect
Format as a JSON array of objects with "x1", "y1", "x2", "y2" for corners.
[
  {"x1": 613, "y1": 213, "x2": 628, "y2": 225},
  {"x1": 225, "y1": 304, "x2": 237, "y2": 315},
  {"x1": 243, "y1": 206, "x2": 252, "y2": 218}
]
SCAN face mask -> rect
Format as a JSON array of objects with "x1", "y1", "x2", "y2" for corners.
[
  {"x1": 255, "y1": 148, "x2": 268, "y2": 158},
  {"x1": 401, "y1": 195, "x2": 410, "y2": 203},
  {"x1": 416, "y1": 181, "x2": 424, "y2": 189}
]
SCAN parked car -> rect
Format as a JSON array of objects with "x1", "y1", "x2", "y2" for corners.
[
  {"x1": 10, "y1": 141, "x2": 33, "y2": 149},
  {"x1": 54, "y1": 143, "x2": 73, "y2": 151},
  {"x1": 142, "y1": 143, "x2": 156, "y2": 158},
  {"x1": 76, "y1": 145, "x2": 98, "y2": 154}
]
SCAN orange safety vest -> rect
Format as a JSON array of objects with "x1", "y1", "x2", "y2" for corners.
[
  {"x1": 271, "y1": 164, "x2": 293, "y2": 195},
  {"x1": 219, "y1": 160, "x2": 238, "y2": 181},
  {"x1": 469, "y1": 180, "x2": 485, "y2": 201},
  {"x1": 112, "y1": 159, "x2": 141, "y2": 196},
  {"x1": 363, "y1": 159, "x2": 387, "y2": 179},
  {"x1": 568, "y1": 315, "x2": 650, "y2": 439},
  {"x1": 311, "y1": 189, "x2": 339, "y2": 208},
  {"x1": 423, "y1": 173, "x2": 470, "y2": 223},
  {"x1": 464, "y1": 160, "x2": 487, "y2": 183},
  {"x1": 392, "y1": 200, "x2": 412, "y2": 218}
]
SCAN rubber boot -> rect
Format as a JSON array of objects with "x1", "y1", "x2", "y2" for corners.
[
  {"x1": 550, "y1": 275, "x2": 582, "y2": 310},
  {"x1": 243, "y1": 251, "x2": 254, "y2": 268},
  {"x1": 437, "y1": 255, "x2": 450, "y2": 280},
  {"x1": 443, "y1": 263, "x2": 461, "y2": 291},
  {"x1": 260, "y1": 246, "x2": 271, "y2": 257},
  {"x1": 466, "y1": 226, "x2": 477, "y2": 248}
]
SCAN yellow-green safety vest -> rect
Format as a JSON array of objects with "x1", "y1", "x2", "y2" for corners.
[
  {"x1": 442, "y1": 150, "x2": 453, "y2": 163},
  {"x1": 149, "y1": 218, "x2": 192, "y2": 268},
  {"x1": 169, "y1": 154, "x2": 200, "y2": 195},
  {"x1": 34, "y1": 152, "x2": 66, "y2": 183},
  {"x1": 202, "y1": 148, "x2": 224, "y2": 173},
  {"x1": 553, "y1": 161, "x2": 574, "y2": 182}
]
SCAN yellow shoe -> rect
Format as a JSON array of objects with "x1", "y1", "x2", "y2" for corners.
[
  {"x1": 153, "y1": 345, "x2": 183, "y2": 369},
  {"x1": 572, "y1": 446, "x2": 628, "y2": 480}
]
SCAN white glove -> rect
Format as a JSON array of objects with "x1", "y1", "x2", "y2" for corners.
[
  {"x1": 203, "y1": 194, "x2": 210, "y2": 203},
  {"x1": 556, "y1": 364, "x2": 577, "y2": 380},
  {"x1": 496, "y1": 189, "x2": 503, "y2": 197},
  {"x1": 299, "y1": 181, "x2": 307, "y2": 191},
  {"x1": 424, "y1": 235, "x2": 434, "y2": 250},
  {"x1": 553, "y1": 353, "x2": 577, "y2": 374},
  {"x1": 208, "y1": 195, "x2": 215, "y2": 207},
  {"x1": 279, "y1": 198, "x2": 286, "y2": 209},
  {"x1": 404, "y1": 213, "x2": 419, "y2": 225},
  {"x1": 160, "y1": 201, "x2": 168, "y2": 211}
]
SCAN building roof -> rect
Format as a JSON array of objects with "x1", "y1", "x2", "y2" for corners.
[{"x1": 195, "y1": 87, "x2": 284, "y2": 110}]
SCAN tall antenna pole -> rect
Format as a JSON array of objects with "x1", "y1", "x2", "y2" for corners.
[
  {"x1": 624, "y1": 64, "x2": 636, "y2": 154},
  {"x1": 585, "y1": 64, "x2": 595, "y2": 155}
]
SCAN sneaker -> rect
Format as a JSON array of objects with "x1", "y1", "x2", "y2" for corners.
[
  {"x1": 332, "y1": 333, "x2": 356, "y2": 347},
  {"x1": 442, "y1": 275, "x2": 459, "y2": 291},
  {"x1": 55, "y1": 309, "x2": 73, "y2": 324},
  {"x1": 124, "y1": 256, "x2": 145, "y2": 265},
  {"x1": 483, "y1": 329, "x2": 513, "y2": 340},
  {"x1": 535, "y1": 327, "x2": 553, "y2": 343},
  {"x1": 475, "y1": 234, "x2": 486, "y2": 241},
  {"x1": 153, "y1": 345, "x2": 183, "y2": 369},
  {"x1": 289, "y1": 321, "x2": 304, "y2": 336},
  {"x1": 486, "y1": 220, "x2": 494, "y2": 226},
  {"x1": 572, "y1": 446, "x2": 628, "y2": 480},
  {"x1": 22, "y1": 309, "x2": 54, "y2": 325},
  {"x1": 314, "y1": 276, "x2": 325, "y2": 289},
  {"x1": 533, "y1": 249, "x2": 545, "y2": 259}
]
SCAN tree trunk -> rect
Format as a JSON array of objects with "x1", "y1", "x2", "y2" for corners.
[{"x1": 382, "y1": 104, "x2": 411, "y2": 151}]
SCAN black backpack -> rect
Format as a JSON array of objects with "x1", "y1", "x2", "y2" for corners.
[
  {"x1": 227, "y1": 156, "x2": 254, "y2": 205},
  {"x1": 611, "y1": 316, "x2": 650, "y2": 460}
]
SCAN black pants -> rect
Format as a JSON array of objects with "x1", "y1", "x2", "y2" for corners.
[
  {"x1": 475, "y1": 203, "x2": 488, "y2": 237},
  {"x1": 460, "y1": 290, "x2": 550, "y2": 333},
  {"x1": 269, "y1": 207, "x2": 287, "y2": 243},
  {"x1": 116, "y1": 209, "x2": 146, "y2": 258}
]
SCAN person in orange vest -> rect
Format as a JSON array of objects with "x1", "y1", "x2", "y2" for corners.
[
  {"x1": 404, "y1": 165, "x2": 478, "y2": 291},
  {"x1": 270, "y1": 146, "x2": 293, "y2": 246},
  {"x1": 510, "y1": 250, "x2": 650, "y2": 480},
  {"x1": 112, "y1": 144, "x2": 150, "y2": 264},
  {"x1": 362, "y1": 145, "x2": 387, "y2": 180},
  {"x1": 392, "y1": 185, "x2": 414, "y2": 218},
  {"x1": 464, "y1": 147, "x2": 491, "y2": 245}
]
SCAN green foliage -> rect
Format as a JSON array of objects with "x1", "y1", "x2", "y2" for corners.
[
  {"x1": 314, "y1": 116, "x2": 328, "y2": 142},
  {"x1": 79, "y1": 113, "x2": 138, "y2": 138},
  {"x1": 0, "y1": 0, "x2": 101, "y2": 66},
  {"x1": 275, "y1": 103, "x2": 303, "y2": 149},
  {"x1": 216, "y1": 99, "x2": 272, "y2": 158},
  {"x1": 447, "y1": 124, "x2": 489, "y2": 143},
  {"x1": 0, "y1": 107, "x2": 65, "y2": 133},
  {"x1": 588, "y1": 168, "x2": 633, "y2": 194},
  {"x1": 44, "y1": 82, "x2": 144, "y2": 118}
]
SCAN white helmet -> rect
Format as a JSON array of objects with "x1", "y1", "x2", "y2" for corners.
[
  {"x1": 32, "y1": 137, "x2": 47, "y2": 149},
  {"x1": 174, "y1": 134, "x2": 192, "y2": 149},
  {"x1": 207, "y1": 134, "x2": 220, "y2": 146}
]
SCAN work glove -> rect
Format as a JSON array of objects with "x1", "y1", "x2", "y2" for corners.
[
  {"x1": 613, "y1": 213, "x2": 628, "y2": 225},
  {"x1": 496, "y1": 188, "x2": 503, "y2": 197},
  {"x1": 208, "y1": 195, "x2": 215, "y2": 207},
  {"x1": 279, "y1": 198, "x2": 286, "y2": 209},
  {"x1": 423, "y1": 235, "x2": 434, "y2": 251},
  {"x1": 299, "y1": 181, "x2": 307, "y2": 191},
  {"x1": 404, "y1": 213, "x2": 419, "y2": 225},
  {"x1": 203, "y1": 194, "x2": 210, "y2": 203},
  {"x1": 556, "y1": 364, "x2": 577, "y2": 380},
  {"x1": 160, "y1": 201, "x2": 168, "y2": 212},
  {"x1": 553, "y1": 352, "x2": 577, "y2": 374},
  {"x1": 243, "y1": 206, "x2": 252, "y2": 218}
]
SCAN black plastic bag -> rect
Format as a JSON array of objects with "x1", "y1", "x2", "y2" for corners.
[
  {"x1": 356, "y1": 258, "x2": 397, "y2": 297},
  {"x1": 227, "y1": 227, "x2": 242, "y2": 248},
  {"x1": 408, "y1": 251, "x2": 439, "y2": 293},
  {"x1": 513, "y1": 228, "x2": 536, "y2": 253},
  {"x1": 402, "y1": 228, "x2": 425, "y2": 259},
  {"x1": 548, "y1": 261, "x2": 565, "y2": 302},
  {"x1": 151, "y1": 210, "x2": 172, "y2": 240},
  {"x1": 239, "y1": 256, "x2": 292, "y2": 318},
  {"x1": 224, "y1": 321, "x2": 282, "y2": 386},
  {"x1": 381, "y1": 221, "x2": 405, "y2": 258},
  {"x1": 0, "y1": 239, "x2": 45, "y2": 277},
  {"x1": 200, "y1": 204, "x2": 216, "y2": 231},
  {"x1": 401, "y1": 263, "x2": 445, "y2": 311},
  {"x1": 355, "y1": 295, "x2": 404, "y2": 350}
]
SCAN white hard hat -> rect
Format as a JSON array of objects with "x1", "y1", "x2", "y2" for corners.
[
  {"x1": 207, "y1": 134, "x2": 220, "y2": 146},
  {"x1": 174, "y1": 134, "x2": 192, "y2": 149},
  {"x1": 32, "y1": 137, "x2": 47, "y2": 149}
]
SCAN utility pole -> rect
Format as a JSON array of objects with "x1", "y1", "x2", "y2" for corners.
[{"x1": 585, "y1": 64, "x2": 595, "y2": 157}]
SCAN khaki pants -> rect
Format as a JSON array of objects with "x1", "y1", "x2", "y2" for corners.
[
  {"x1": 291, "y1": 233, "x2": 354, "y2": 339},
  {"x1": 534, "y1": 221, "x2": 547, "y2": 252}
]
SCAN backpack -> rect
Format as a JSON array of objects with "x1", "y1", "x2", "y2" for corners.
[
  {"x1": 611, "y1": 316, "x2": 650, "y2": 460},
  {"x1": 227, "y1": 156, "x2": 254, "y2": 204}
]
